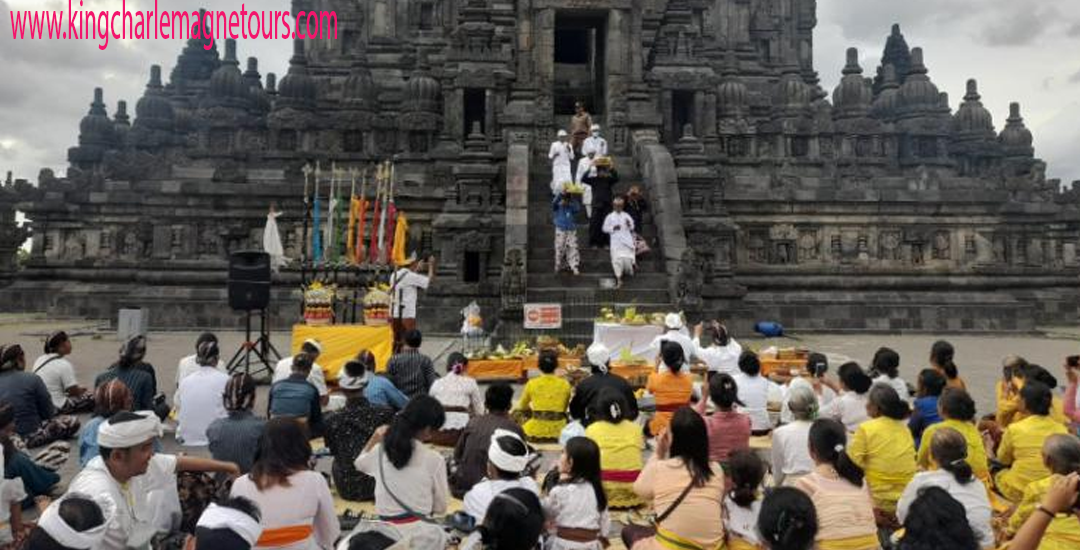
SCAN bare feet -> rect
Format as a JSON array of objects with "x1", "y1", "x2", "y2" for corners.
[{"x1": 572, "y1": 268, "x2": 580, "y2": 275}]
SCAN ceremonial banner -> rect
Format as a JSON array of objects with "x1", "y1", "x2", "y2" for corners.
[
  {"x1": 290, "y1": 324, "x2": 393, "y2": 381},
  {"x1": 391, "y1": 212, "x2": 409, "y2": 266}
]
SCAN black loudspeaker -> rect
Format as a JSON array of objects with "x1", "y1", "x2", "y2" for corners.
[{"x1": 228, "y1": 251, "x2": 271, "y2": 311}]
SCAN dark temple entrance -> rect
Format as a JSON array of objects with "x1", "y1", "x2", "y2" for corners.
[{"x1": 553, "y1": 12, "x2": 607, "y2": 116}]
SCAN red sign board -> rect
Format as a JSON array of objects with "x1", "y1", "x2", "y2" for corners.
[{"x1": 524, "y1": 303, "x2": 562, "y2": 329}]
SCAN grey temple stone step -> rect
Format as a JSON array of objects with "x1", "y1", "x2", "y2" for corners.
[{"x1": 528, "y1": 253, "x2": 664, "y2": 274}]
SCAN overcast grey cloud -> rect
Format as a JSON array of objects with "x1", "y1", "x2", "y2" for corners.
[{"x1": 2, "y1": 0, "x2": 1079, "y2": 185}]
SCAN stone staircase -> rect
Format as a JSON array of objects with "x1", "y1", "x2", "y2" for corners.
[{"x1": 523, "y1": 150, "x2": 674, "y2": 345}]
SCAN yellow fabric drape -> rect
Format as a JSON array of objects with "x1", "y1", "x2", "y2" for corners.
[
  {"x1": 817, "y1": 534, "x2": 881, "y2": 550},
  {"x1": 655, "y1": 527, "x2": 727, "y2": 550},
  {"x1": 290, "y1": 324, "x2": 393, "y2": 380},
  {"x1": 391, "y1": 212, "x2": 409, "y2": 267}
]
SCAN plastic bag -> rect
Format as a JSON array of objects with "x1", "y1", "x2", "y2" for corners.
[{"x1": 460, "y1": 301, "x2": 484, "y2": 336}]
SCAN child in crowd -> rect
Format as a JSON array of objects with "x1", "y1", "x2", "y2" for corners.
[
  {"x1": 724, "y1": 449, "x2": 767, "y2": 550},
  {"x1": 518, "y1": 350, "x2": 572, "y2": 441},
  {"x1": 585, "y1": 388, "x2": 644, "y2": 509},
  {"x1": 694, "y1": 372, "x2": 751, "y2": 464},
  {"x1": 909, "y1": 368, "x2": 946, "y2": 448},
  {"x1": 542, "y1": 437, "x2": 611, "y2": 549}
]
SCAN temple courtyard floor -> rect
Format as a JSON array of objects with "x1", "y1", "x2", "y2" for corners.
[{"x1": 2, "y1": 313, "x2": 1078, "y2": 543}]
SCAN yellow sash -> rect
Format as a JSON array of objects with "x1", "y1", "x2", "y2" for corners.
[
  {"x1": 727, "y1": 537, "x2": 761, "y2": 550},
  {"x1": 818, "y1": 533, "x2": 881, "y2": 550},
  {"x1": 656, "y1": 526, "x2": 727, "y2": 550}
]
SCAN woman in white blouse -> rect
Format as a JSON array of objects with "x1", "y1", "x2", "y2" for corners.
[
  {"x1": 230, "y1": 418, "x2": 340, "y2": 549},
  {"x1": 732, "y1": 351, "x2": 783, "y2": 434},
  {"x1": 692, "y1": 321, "x2": 742, "y2": 377},
  {"x1": 819, "y1": 362, "x2": 872, "y2": 433},
  {"x1": 428, "y1": 352, "x2": 484, "y2": 447}
]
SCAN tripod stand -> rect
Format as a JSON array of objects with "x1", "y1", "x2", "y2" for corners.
[{"x1": 226, "y1": 309, "x2": 281, "y2": 378}]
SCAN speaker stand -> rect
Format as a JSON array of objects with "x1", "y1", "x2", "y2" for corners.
[{"x1": 226, "y1": 309, "x2": 281, "y2": 380}]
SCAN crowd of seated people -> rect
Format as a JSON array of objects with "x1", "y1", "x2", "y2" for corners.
[{"x1": 2, "y1": 325, "x2": 1080, "y2": 550}]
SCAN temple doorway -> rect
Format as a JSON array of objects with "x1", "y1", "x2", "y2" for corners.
[{"x1": 553, "y1": 12, "x2": 607, "y2": 116}]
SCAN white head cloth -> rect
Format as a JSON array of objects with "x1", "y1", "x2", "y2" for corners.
[
  {"x1": 302, "y1": 338, "x2": 323, "y2": 354},
  {"x1": 196, "y1": 502, "x2": 264, "y2": 546},
  {"x1": 590, "y1": 124, "x2": 601, "y2": 132},
  {"x1": 586, "y1": 343, "x2": 610, "y2": 373},
  {"x1": 488, "y1": 429, "x2": 530, "y2": 473},
  {"x1": 557, "y1": 129, "x2": 568, "y2": 138},
  {"x1": 338, "y1": 370, "x2": 369, "y2": 390},
  {"x1": 38, "y1": 492, "x2": 117, "y2": 549},
  {"x1": 96, "y1": 411, "x2": 163, "y2": 448},
  {"x1": 664, "y1": 313, "x2": 684, "y2": 331}
]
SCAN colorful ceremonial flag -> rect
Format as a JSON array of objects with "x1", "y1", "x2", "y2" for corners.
[
  {"x1": 346, "y1": 196, "x2": 358, "y2": 264},
  {"x1": 367, "y1": 182, "x2": 382, "y2": 264},
  {"x1": 391, "y1": 212, "x2": 409, "y2": 266}
]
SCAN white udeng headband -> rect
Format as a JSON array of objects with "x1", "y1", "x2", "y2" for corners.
[
  {"x1": 96, "y1": 411, "x2": 162, "y2": 448},
  {"x1": 38, "y1": 492, "x2": 116, "y2": 549},
  {"x1": 488, "y1": 429, "x2": 530, "y2": 473},
  {"x1": 196, "y1": 503, "x2": 263, "y2": 546}
]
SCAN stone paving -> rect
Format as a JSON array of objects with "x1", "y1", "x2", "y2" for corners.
[{"x1": 3, "y1": 314, "x2": 1078, "y2": 535}]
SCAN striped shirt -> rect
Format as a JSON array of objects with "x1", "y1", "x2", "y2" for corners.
[
  {"x1": 386, "y1": 350, "x2": 438, "y2": 399},
  {"x1": 207, "y1": 411, "x2": 266, "y2": 474}
]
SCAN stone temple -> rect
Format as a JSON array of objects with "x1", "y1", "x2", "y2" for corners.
[{"x1": 3, "y1": 0, "x2": 1080, "y2": 335}]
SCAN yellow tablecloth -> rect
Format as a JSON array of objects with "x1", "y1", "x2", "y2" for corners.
[
  {"x1": 468, "y1": 359, "x2": 525, "y2": 381},
  {"x1": 291, "y1": 324, "x2": 393, "y2": 381}
]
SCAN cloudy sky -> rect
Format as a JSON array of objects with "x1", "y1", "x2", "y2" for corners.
[{"x1": 2, "y1": 0, "x2": 1079, "y2": 184}]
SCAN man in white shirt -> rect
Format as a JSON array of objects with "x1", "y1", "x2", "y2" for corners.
[
  {"x1": 602, "y1": 197, "x2": 636, "y2": 288},
  {"x1": 174, "y1": 340, "x2": 230, "y2": 446},
  {"x1": 66, "y1": 411, "x2": 239, "y2": 549},
  {"x1": 390, "y1": 254, "x2": 436, "y2": 352},
  {"x1": 548, "y1": 130, "x2": 573, "y2": 195},
  {"x1": 273, "y1": 339, "x2": 329, "y2": 406},
  {"x1": 176, "y1": 332, "x2": 225, "y2": 388}
]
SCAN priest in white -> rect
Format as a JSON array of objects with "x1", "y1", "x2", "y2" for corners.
[
  {"x1": 548, "y1": 129, "x2": 574, "y2": 195},
  {"x1": 582, "y1": 124, "x2": 608, "y2": 158},
  {"x1": 65, "y1": 411, "x2": 240, "y2": 550},
  {"x1": 602, "y1": 197, "x2": 637, "y2": 288}
]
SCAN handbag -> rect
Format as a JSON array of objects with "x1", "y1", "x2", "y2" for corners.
[{"x1": 619, "y1": 479, "x2": 696, "y2": 547}]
